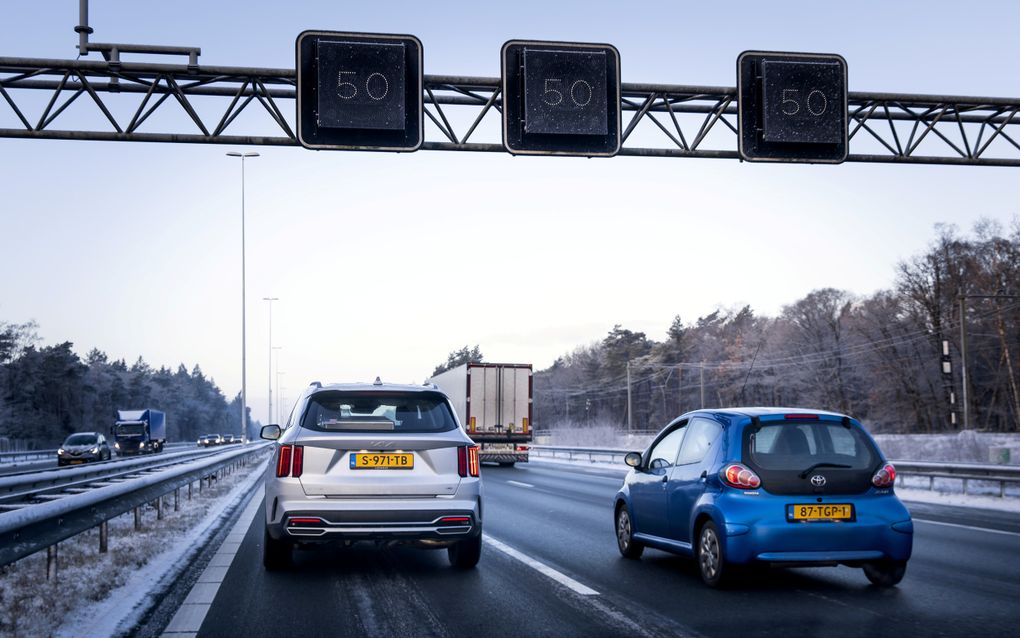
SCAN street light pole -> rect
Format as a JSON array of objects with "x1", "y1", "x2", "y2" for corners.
[
  {"x1": 227, "y1": 151, "x2": 259, "y2": 439},
  {"x1": 272, "y1": 347, "x2": 283, "y2": 423},
  {"x1": 263, "y1": 297, "x2": 278, "y2": 429}
]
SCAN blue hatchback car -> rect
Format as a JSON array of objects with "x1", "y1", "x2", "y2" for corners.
[{"x1": 613, "y1": 408, "x2": 913, "y2": 588}]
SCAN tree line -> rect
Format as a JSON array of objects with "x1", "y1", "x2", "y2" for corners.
[
  {"x1": 534, "y1": 221, "x2": 1020, "y2": 433},
  {"x1": 0, "y1": 322, "x2": 250, "y2": 448}
]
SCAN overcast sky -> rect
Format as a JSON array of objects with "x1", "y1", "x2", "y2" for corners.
[{"x1": 1, "y1": 1, "x2": 1018, "y2": 424}]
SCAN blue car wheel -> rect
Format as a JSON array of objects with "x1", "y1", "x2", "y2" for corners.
[
  {"x1": 697, "y1": 521, "x2": 730, "y2": 588},
  {"x1": 615, "y1": 505, "x2": 644, "y2": 559},
  {"x1": 863, "y1": 559, "x2": 907, "y2": 587}
]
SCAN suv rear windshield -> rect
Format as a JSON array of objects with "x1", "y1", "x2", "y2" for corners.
[
  {"x1": 300, "y1": 391, "x2": 457, "y2": 434},
  {"x1": 64, "y1": 434, "x2": 98, "y2": 446}
]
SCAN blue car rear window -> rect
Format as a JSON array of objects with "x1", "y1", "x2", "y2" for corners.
[{"x1": 749, "y1": 421, "x2": 876, "y2": 470}]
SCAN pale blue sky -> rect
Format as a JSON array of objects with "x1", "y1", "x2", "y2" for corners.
[{"x1": 1, "y1": 1, "x2": 1017, "y2": 423}]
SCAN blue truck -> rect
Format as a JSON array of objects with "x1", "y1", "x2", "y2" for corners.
[{"x1": 112, "y1": 409, "x2": 167, "y2": 456}]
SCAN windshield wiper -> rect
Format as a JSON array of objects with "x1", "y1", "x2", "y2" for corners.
[{"x1": 799, "y1": 462, "x2": 851, "y2": 478}]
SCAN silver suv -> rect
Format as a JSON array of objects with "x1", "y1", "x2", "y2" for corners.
[{"x1": 260, "y1": 380, "x2": 483, "y2": 570}]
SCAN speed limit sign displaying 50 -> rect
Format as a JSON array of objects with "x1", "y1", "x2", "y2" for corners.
[
  {"x1": 501, "y1": 40, "x2": 622, "y2": 157},
  {"x1": 737, "y1": 51, "x2": 848, "y2": 163}
]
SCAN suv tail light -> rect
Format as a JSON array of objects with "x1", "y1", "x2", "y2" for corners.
[
  {"x1": 872, "y1": 462, "x2": 896, "y2": 487},
  {"x1": 721, "y1": 463, "x2": 762, "y2": 489},
  {"x1": 458, "y1": 445, "x2": 480, "y2": 478},
  {"x1": 275, "y1": 444, "x2": 304, "y2": 478}
]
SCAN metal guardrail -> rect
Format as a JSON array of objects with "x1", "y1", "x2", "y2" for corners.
[
  {"x1": 528, "y1": 445, "x2": 1020, "y2": 497},
  {"x1": 0, "y1": 443, "x2": 271, "y2": 567},
  {"x1": 0, "y1": 440, "x2": 195, "y2": 465},
  {"x1": 0, "y1": 446, "x2": 224, "y2": 498}
]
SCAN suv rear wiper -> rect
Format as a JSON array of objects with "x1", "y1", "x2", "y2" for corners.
[{"x1": 799, "y1": 462, "x2": 851, "y2": 478}]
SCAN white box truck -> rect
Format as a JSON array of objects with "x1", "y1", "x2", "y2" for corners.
[{"x1": 428, "y1": 363, "x2": 532, "y2": 466}]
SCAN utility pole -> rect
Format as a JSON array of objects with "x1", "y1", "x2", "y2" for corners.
[
  {"x1": 958, "y1": 293, "x2": 1020, "y2": 431},
  {"x1": 677, "y1": 364, "x2": 683, "y2": 415},
  {"x1": 700, "y1": 363, "x2": 705, "y2": 409},
  {"x1": 626, "y1": 361, "x2": 632, "y2": 432}
]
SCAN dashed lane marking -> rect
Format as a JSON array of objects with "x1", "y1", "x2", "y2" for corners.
[
  {"x1": 914, "y1": 517, "x2": 1020, "y2": 538},
  {"x1": 483, "y1": 534, "x2": 599, "y2": 596},
  {"x1": 507, "y1": 480, "x2": 534, "y2": 488}
]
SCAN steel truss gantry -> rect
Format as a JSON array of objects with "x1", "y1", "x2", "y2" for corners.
[{"x1": 1, "y1": 56, "x2": 1018, "y2": 166}]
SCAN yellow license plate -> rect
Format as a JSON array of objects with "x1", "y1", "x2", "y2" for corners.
[
  {"x1": 788, "y1": 503, "x2": 854, "y2": 521},
  {"x1": 350, "y1": 453, "x2": 414, "y2": 469},
  {"x1": 70, "y1": 460, "x2": 85, "y2": 465}
]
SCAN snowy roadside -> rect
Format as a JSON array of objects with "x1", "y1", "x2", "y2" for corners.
[
  {"x1": 0, "y1": 451, "x2": 269, "y2": 638},
  {"x1": 526, "y1": 456, "x2": 1020, "y2": 514}
]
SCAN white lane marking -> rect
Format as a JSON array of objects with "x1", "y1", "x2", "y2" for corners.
[
  {"x1": 162, "y1": 485, "x2": 264, "y2": 636},
  {"x1": 914, "y1": 518, "x2": 1020, "y2": 538},
  {"x1": 483, "y1": 534, "x2": 599, "y2": 596},
  {"x1": 507, "y1": 480, "x2": 534, "y2": 488}
]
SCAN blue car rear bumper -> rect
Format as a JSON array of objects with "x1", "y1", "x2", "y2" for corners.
[{"x1": 715, "y1": 490, "x2": 913, "y2": 565}]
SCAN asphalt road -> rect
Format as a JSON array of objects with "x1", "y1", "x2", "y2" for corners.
[{"x1": 193, "y1": 460, "x2": 1020, "y2": 638}]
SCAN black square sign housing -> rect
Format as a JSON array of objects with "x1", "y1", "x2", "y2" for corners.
[
  {"x1": 297, "y1": 31, "x2": 423, "y2": 151},
  {"x1": 738, "y1": 51, "x2": 848, "y2": 163},
  {"x1": 502, "y1": 40, "x2": 621, "y2": 157}
]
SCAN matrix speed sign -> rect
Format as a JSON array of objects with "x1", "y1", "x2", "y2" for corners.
[
  {"x1": 296, "y1": 31, "x2": 423, "y2": 151},
  {"x1": 501, "y1": 40, "x2": 621, "y2": 157},
  {"x1": 738, "y1": 51, "x2": 848, "y2": 163}
]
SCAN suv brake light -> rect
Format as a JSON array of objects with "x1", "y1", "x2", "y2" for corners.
[
  {"x1": 872, "y1": 462, "x2": 896, "y2": 487},
  {"x1": 458, "y1": 445, "x2": 480, "y2": 478},
  {"x1": 275, "y1": 444, "x2": 304, "y2": 478},
  {"x1": 721, "y1": 463, "x2": 762, "y2": 489}
]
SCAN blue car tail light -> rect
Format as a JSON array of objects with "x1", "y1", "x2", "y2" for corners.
[
  {"x1": 872, "y1": 463, "x2": 897, "y2": 487},
  {"x1": 721, "y1": 463, "x2": 762, "y2": 489}
]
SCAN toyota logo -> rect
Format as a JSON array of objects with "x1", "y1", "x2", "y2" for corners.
[{"x1": 810, "y1": 475, "x2": 827, "y2": 487}]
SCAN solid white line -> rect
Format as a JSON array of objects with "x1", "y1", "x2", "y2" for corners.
[
  {"x1": 507, "y1": 480, "x2": 534, "y2": 488},
  {"x1": 162, "y1": 483, "x2": 264, "y2": 636},
  {"x1": 483, "y1": 534, "x2": 599, "y2": 596},
  {"x1": 914, "y1": 517, "x2": 1020, "y2": 538}
]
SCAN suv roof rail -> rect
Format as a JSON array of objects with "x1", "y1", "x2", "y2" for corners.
[{"x1": 309, "y1": 381, "x2": 322, "y2": 388}]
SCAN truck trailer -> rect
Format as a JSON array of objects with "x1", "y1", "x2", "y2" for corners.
[
  {"x1": 113, "y1": 409, "x2": 167, "y2": 456},
  {"x1": 428, "y1": 363, "x2": 532, "y2": 466}
]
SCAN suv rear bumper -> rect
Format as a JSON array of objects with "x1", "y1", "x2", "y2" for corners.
[
  {"x1": 267, "y1": 507, "x2": 480, "y2": 542},
  {"x1": 265, "y1": 488, "x2": 482, "y2": 544}
]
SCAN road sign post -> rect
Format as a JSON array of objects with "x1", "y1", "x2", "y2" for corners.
[
  {"x1": 296, "y1": 31, "x2": 423, "y2": 151},
  {"x1": 737, "y1": 51, "x2": 848, "y2": 163},
  {"x1": 501, "y1": 40, "x2": 621, "y2": 157}
]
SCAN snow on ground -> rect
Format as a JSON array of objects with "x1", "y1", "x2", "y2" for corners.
[
  {"x1": 527, "y1": 456, "x2": 1020, "y2": 513},
  {"x1": 0, "y1": 452, "x2": 270, "y2": 638},
  {"x1": 541, "y1": 426, "x2": 1020, "y2": 466}
]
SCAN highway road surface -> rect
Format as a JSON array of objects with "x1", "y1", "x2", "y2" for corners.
[{"x1": 166, "y1": 460, "x2": 1020, "y2": 638}]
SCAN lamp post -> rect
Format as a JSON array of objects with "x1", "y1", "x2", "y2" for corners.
[
  {"x1": 263, "y1": 297, "x2": 279, "y2": 428},
  {"x1": 273, "y1": 348, "x2": 283, "y2": 423},
  {"x1": 226, "y1": 151, "x2": 259, "y2": 439}
]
